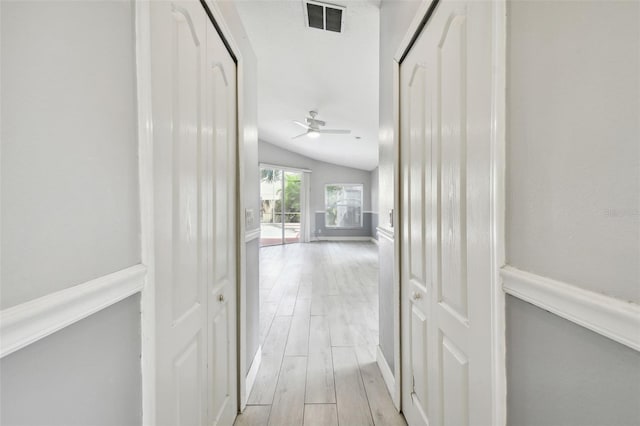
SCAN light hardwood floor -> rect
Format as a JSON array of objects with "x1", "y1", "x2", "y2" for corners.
[{"x1": 235, "y1": 242, "x2": 406, "y2": 426}]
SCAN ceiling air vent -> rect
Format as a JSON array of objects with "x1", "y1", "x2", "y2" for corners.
[{"x1": 304, "y1": 1, "x2": 345, "y2": 33}]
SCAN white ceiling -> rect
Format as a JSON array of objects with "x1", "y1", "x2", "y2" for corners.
[{"x1": 236, "y1": 0, "x2": 380, "y2": 171}]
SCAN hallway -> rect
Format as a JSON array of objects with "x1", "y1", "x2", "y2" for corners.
[{"x1": 235, "y1": 242, "x2": 405, "y2": 426}]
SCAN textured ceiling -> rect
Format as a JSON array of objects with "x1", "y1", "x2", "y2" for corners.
[{"x1": 236, "y1": 0, "x2": 380, "y2": 171}]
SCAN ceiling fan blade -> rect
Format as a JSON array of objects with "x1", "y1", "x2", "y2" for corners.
[
  {"x1": 293, "y1": 120, "x2": 310, "y2": 129},
  {"x1": 317, "y1": 129, "x2": 351, "y2": 134},
  {"x1": 292, "y1": 131, "x2": 309, "y2": 139}
]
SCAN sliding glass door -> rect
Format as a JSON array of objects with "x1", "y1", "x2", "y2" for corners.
[
  {"x1": 260, "y1": 167, "x2": 301, "y2": 246},
  {"x1": 260, "y1": 168, "x2": 283, "y2": 246},
  {"x1": 282, "y1": 171, "x2": 301, "y2": 243}
]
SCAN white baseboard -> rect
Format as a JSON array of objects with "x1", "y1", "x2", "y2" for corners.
[
  {"x1": 245, "y1": 345, "x2": 262, "y2": 400},
  {"x1": 501, "y1": 266, "x2": 640, "y2": 352},
  {"x1": 315, "y1": 236, "x2": 373, "y2": 242},
  {"x1": 376, "y1": 346, "x2": 397, "y2": 407},
  {"x1": 376, "y1": 226, "x2": 394, "y2": 242},
  {"x1": 245, "y1": 228, "x2": 260, "y2": 243},
  {"x1": 0, "y1": 264, "x2": 147, "y2": 358}
]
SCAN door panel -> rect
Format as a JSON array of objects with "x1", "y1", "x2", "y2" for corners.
[
  {"x1": 205, "y1": 20, "x2": 237, "y2": 426},
  {"x1": 176, "y1": 337, "x2": 204, "y2": 426},
  {"x1": 438, "y1": 12, "x2": 468, "y2": 321},
  {"x1": 400, "y1": 1, "x2": 493, "y2": 425},
  {"x1": 410, "y1": 305, "x2": 428, "y2": 414},
  {"x1": 152, "y1": 1, "x2": 237, "y2": 424},
  {"x1": 172, "y1": 5, "x2": 202, "y2": 322},
  {"x1": 441, "y1": 336, "x2": 469, "y2": 426},
  {"x1": 403, "y1": 60, "x2": 432, "y2": 426},
  {"x1": 152, "y1": 2, "x2": 208, "y2": 424},
  {"x1": 212, "y1": 64, "x2": 230, "y2": 282},
  {"x1": 210, "y1": 304, "x2": 230, "y2": 422},
  {"x1": 408, "y1": 65, "x2": 427, "y2": 288}
]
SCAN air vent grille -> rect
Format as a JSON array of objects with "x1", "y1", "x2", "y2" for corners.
[
  {"x1": 325, "y1": 7, "x2": 342, "y2": 32},
  {"x1": 307, "y1": 3, "x2": 324, "y2": 29},
  {"x1": 304, "y1": 1, "x2": 344, "y2": 33}
]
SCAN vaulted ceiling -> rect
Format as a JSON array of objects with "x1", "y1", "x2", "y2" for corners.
[{"x1": 236, "y1": 0, "x2": 380, "y2": 171}]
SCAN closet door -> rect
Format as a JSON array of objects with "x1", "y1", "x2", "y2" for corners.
[
  {"x1": 151, "y1": 1, "x2": 237, "y2": 424},
  {"x1": 204, "y1": 18, "x2": 237, "y2": 426},
  {"x1": 400, "y1": 1, "x2": 494, "y2": 425}
]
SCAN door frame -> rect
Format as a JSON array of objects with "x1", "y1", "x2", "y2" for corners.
[
  {"x1": 135, "y1": 0, "x2": 246, "y2": 423},
  {"x1": 392, "y1": 0, "x2": 507, "y2": 424}
]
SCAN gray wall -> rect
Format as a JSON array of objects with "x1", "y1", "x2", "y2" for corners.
[
  {"x1": 507, "y1": 295, "x2": 640, "y2": 426},
  {"x1": 1, "y1": 295, "x2": 142, "y2": 426},
  {"x1": 245, "y1": 238, "x2": 260, "y2": 367},
  {"x1": 216, "y1": 0, "x2": 262, "y2": 376},
  {"x1": 506, "y1": 1, "x2": 640, "y2": 424},
  {"x1": 1, "y1": 1, "x2": 142, "y2": 423},
  {"x1": 378, "y1": 0, "x2": 422, "y2": 372},
  {"x1": 259, "y1": 140, "x2": 373, "y2": 239},
  {"x1": 314, "y1": 212, "x2": 376, "y2": 238}
]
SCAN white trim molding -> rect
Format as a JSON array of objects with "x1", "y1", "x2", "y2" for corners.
[
  {"x1": 377, "y1": 345, "x2": 398, "y2": 409},
  {"x1": 134, "y1": 0, "x2": 156, "y2": 423},
  {"x1": 376, "y1": 225, "x2": 394, "y2": 242},
  {"x1": 0, "y1": 265, "x2": 147, "y2": 358},
  {"x1": 245, "y1": 345, "x2": 262, "y2": 402},
  {"x1": 375, "y1": 224, "x2": 401, "y2": 409},
  {"x1": 489, "y1": 0, "x2": 507, "y2": 424},
  {"x1": 315, "y1": 236, "x2": 373, "y2": 242},
  {"x1": 245, "y1": 227, "x2": 260, "y2": 243},
  {"x1": 501, "y1": 266, "x2": 640, "y2": 352}
]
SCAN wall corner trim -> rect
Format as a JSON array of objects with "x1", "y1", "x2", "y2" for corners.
[
  {"x1": 244, "y1": 345, "x2": 262, "y2": 405},
  {"x1": 0, "y1": 264, "x2": 147, "y2": 358},
  {"x1": 245, "y1": 228, "x2": 261, "y2": 243},
  {"x1": 501, "y1": 266, "x2": 640, "y2": 352}
]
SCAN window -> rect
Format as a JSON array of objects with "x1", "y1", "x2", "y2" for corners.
[{"x1": 325, "y1": 184, "x2": 363, "y2": 228}]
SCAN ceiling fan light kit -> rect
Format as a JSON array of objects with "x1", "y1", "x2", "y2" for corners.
[{"x1": 292, "y1": 110, "x2": 351, "y2": 139}]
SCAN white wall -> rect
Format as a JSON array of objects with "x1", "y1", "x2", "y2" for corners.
[
  {"x1": 370, "y1": 167, "x2": 379, "y2": 238},
  {"x1": 507, "y1": 0, "x2": 639, "y2": 303},
  {"x1": 506, "y1": 1, "x2": 640, "y2": 423},
  {"x1": 377, "y1": 0, "x2": 421, "y2": 372},
  {"x1": 0, "y1": 1, "x2": 142, "y2": 423},
  {"x1": 1, "y1": 0, "x2": 141, "y2": 309}
]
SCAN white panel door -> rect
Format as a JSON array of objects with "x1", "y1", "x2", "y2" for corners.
[
  {"x1": 400, "y1": 1, "x2": 493, "y2": 425},
  {"x1": 151, "y1": 1, "x2": 237, "y2": 424},
  {"x1": 204, "y1": 19, "x2": 237, "y2": 426}
]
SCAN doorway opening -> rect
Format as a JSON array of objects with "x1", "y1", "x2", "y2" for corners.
[{"x1": 234, "y1": 1, "x2": 398, "y2": 424}]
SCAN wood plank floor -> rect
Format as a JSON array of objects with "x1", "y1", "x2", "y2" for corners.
[{"x1": 235, "y1": 242, "x2": 406, "y2": 426}]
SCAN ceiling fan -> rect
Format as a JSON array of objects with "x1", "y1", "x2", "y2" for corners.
[{"x1": 292, "y1": 110, "x2": 351, "y2": 139}]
